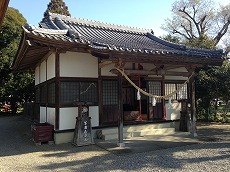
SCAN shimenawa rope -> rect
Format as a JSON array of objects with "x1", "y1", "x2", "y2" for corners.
[{"x1": 115, "y1": 67, "x2": 195, "y2": 99}]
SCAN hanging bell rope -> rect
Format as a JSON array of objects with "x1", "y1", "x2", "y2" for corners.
[{"x1": 115, "y1": 67, "x2": 195, "y2": 99}]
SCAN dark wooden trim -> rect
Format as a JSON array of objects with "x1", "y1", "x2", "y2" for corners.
[
  {"x1": 161, "y1": 76, "x2": 166, "y2": 120},
  {"x1": 190, "y1": 76, "x2": 196, "y2": 123},
  {"x1": 118, "y1": 71, "x2": 124, "y2": 143},
  {"x1": 100, "y1": 76, "x2": 118, "y2": 80},
  {"x1": 98, "y1": 58, "x2": 103, "y2": 125},
  {"x1": 60, "y1": 103, "x2": 98, "y2": 108},
  {"x1": 59, "y1": 77, "x2": 98, "y2": 81},
  {"x1": 55, "y1": 52, "x2": 60, "y2": 130}
]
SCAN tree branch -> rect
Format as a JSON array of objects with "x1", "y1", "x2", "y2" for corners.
[
  {"x1": 172, "y1": 28, "x2": 190, "y2": 40},
  {"x1": 214, "y1": 16, "x2": 230, "y2": 45},
  {"x1": 179, "y1": 6, "x2": 201, "y2": 36}
]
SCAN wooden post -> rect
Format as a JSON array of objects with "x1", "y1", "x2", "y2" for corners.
[
  {"x1": 138, "y1": 63, "x2": 142, "y2": 121},
  {"x1": 161, "y1": 75, "x2": 166, "y2": 120},
  {"x1": 117, "y1": 71, "x2": 125, "y2": 147},
  {"x1": 55, "y1": 51, "x2": 60, "y2": 130},
  {"x1": 190, "y1": 77, "x2": 197, "y2": 137}
]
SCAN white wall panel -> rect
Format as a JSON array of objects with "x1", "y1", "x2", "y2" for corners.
[
  {"x1": 60, "y1": 51, "x2": 98, "y2": 77},
  {"x1": 59, "y1": 107, "x2": 78, "y2": 130},
  {"x1": 47, "y1": 107, "x2": 55, "y2": 126},
  {"x1": 59, "y1": 106, "x2": 99, "y2": 130},
  {"x1": 165, "y1": 102, "x2": 181, "y2": 120},
  {"x1": 47, "y1": 53, "x2": 55, "y2": 80},
  {"x1": 89, "y1": 106, "x2": 99, "y2": 127},
  {"x1": 35, "y1": 66, "x2": 40, "y2": 85},
  {"x1": 141, "y1": 63, "x2": 156, "y2": 70},
  {"x1": 165, "y1": 76, "x2": 188, "y2": 80},
  {"x1": 40, "y1": 61, "x2": 46, "y2": 83},
  {"x1": 40, "y1": 107, "x2": 47, "y2": 123},
  {"x1": 101, "y1": 63, "x2": 116, "y2": 76},
  {"x1": 168, "y1": 67, "x2": 187, "y2": 72}
]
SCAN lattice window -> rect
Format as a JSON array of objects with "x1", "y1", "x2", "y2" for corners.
[
  {"x1": 80, "y1": 82, "x2": 98, "y2": 103},
  {"x1": 148, "y1": 81, "x2": 161, "y2": 103},
  {"x1": 35, "y1": 87, "x2": 40, "y2": 103},
  {"x1": 48, "y1": 82, "x2": 55, "y2": 104},
  {"x1": 102, "y1": 80, "x2": 118, "y2": 105},
  {"x1": 165, "y1": 83, "x2": 177, "y2": 100},
  {"x1": 60, "y1": 82, "x2": 80, "y2": 104},
  {"x1": 40, "y1": 85, "x2": 47, "y2": 104},
  {"x1": 165, "y1": 83, "x2": 188, "y2": 100},
  {"x1": 177, "y1": 83, "x2": 188, "y2": 99},
  {"x1": 60, "y1": 81, "x2": 98, "y2": 105}
]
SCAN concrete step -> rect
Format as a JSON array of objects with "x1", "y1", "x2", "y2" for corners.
[
  {"x1": 99, "y1": 123, "x2": 173, "y2": 135},
  {"x1": 96, "y1": 123, "x2": 176, "y2": 141}
]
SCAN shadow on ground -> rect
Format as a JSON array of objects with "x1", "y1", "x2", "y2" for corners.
[{"x1": 0, "y1": 115, "x2": 229, "y2": 171}]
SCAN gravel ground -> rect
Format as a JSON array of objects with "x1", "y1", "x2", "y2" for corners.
[{"x1": 0, "y1": 115, "x2": 229, "y2": 172}]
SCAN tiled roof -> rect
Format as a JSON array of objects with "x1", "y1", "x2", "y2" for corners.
[{"x1": 23, "y1": 12, "x2": 223, "y2": 59}]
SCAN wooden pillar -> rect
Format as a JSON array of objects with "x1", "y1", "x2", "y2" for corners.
[
  {"x1": 190, "y1": 77, "x2": 197, "y2": 137},
  {"x1": 98, "y1": 58, "x2": 103, "y2": 126},
  {"x1": 55, "y1": 52, "x2": 60, "y2": 130},
  {"x1": 161, "y1": 75, "x2": 166, "y2": 120},
  {"x1": 117, "y1": 58, "x2": 125, "y2": 147},
  {"x1": 117, "y1": 71, "x2": 125, "y2": 147}
]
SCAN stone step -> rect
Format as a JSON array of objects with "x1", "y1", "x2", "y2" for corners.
[
  {"x1": 96, "y1": 124, "x2": 176, "y2": 141},
  {"x1": 99, "y1": 123, "x2": 173, "y2": 135}
]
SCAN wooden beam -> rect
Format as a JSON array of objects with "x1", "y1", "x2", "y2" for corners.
[
  {"x1": 110, "y1": 69, "x2": 190, "y2": 77},
  {"x1": 99, "y1": 60, "x2": 113, "y2": 68}
]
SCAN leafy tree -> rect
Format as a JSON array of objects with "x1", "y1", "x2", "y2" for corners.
[
  {"x1": 161, "y1": 0, "x2": 230, "y2": 51},
  {"x1": 161, "y1": 34, "x2": 181, "y2": 44},
  {"x1": 186, "y1": 34, "x2": 216, "y2": 49},
  {"x1": 196, "y1": 60, "x2": 230, "y2": 120},
  {"x1": 161, "y1": 0, "x2": 230, "y2": 121},
  {"x1": 44, "y1": 0, "x2": 71, "y2": 17},
  {"x1": 0, "y1": 7, "x2": 34, "y2": 113}
]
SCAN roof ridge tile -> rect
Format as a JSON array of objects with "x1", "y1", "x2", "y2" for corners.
[
  {"x1": 48, "y1": 12, "x2": 151, "y2": 35},
  {"x1": 24, "y1": 23, "x2": 68, "y2": 35}
]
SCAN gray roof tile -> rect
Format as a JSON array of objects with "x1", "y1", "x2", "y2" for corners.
[{"x1": 23, "y1": 12, "x2": 223, "y2": 59}]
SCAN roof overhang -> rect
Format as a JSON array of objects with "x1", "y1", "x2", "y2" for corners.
[
  {"x1": 12, "y1": 29, "x2": 225, "y2": 72},
  {"x1": 0, "y1": 0, "x2": 10, "y2": 26},
  {"x1": 12, "y1": 30, "x2": 88, "y2": 71},
  {"x1": 91, "y1": 49, "x2": 224, "y2": 67}
]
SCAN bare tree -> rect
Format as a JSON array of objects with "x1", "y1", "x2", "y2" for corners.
[{"x1": 161, "y1": 0, "x2": 230, "y2": 47}]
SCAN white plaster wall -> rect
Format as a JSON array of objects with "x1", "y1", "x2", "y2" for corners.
[
  {"x1": 168, "y1": 67, "x2": 187, "y2": 72},
  {"x1": 89, "y1": 106, "x2": 99, "y2": 127},
  {"x1": 124, "y1": 62, "x2": 133, "y2": 69},
  {"x1": 40, "y1": 61, "x2": 46, "y2": 83},
  {"x1": 165, "y1": 67, "x2": 188, "y2": 80},
  {"x1": 165, "y1": 102, "x2": 181, "y2": 120},
  {"x1": 47, "y1": 53, "x2": 55, "y2": 80},
  {"x1": 59, "y1": 106, "x2": 99, "y2": 130},
  {"x1": 140, "y1": 63, "x2": 156, "y2": 70},
  {"x1": 47, "y1": 107, "x2": 55, "y2": 126},
  {"x1": 101, "y1": 63, "x2": 116, "y2": 76},
  {"x1": 101, "y1": 62, "x2": 156, "y2": 76},
  {"x1": 165, "y1": 76, "x2": 188, "y2": 80},
  {"x1": 35, "y1": 66, "x2": 40, "y2": 85},
  {"x1": 60, "y1": 51, "x2": 98, "y2": 78},
  {"x1": 40, "y1": 107, "x2": 47, "y2": 123},
  {"x1": 59, "y1": 107, "x2": 77, "y2": 130}
]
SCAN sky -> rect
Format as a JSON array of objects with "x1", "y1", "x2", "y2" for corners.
[{"x1": 8, "y1": 0, "x2": 229, "y2": 37}]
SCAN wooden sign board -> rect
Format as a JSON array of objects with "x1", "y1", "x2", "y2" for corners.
[{"x1": 72, "y1": 104, "x2": 94, "y2": 146}]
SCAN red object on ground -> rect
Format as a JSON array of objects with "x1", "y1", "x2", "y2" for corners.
[{"x1": 31, "y1": 123, "x2": 54, "y2": 143}]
